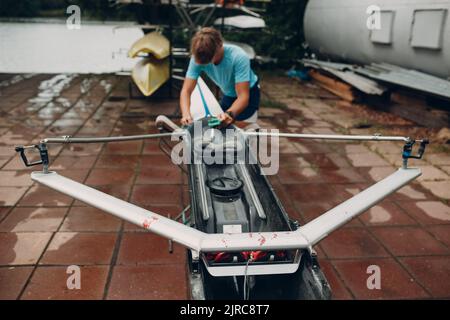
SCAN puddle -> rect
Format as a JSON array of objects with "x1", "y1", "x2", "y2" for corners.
[
  {"x1": 99, "y1": 79, "x2": 113, "y2": 93},
  {"x1": 397, "y1": 185, "x2": 426, "y2": 200},
  {"x1": 0, "y1": 74, "x2": 35, "y2": 89},
  {"x1": 46, "y1": 232, "x2": 77, "y2": 251},
  {"x1": 28, "y1": 74, "x2": 77, "y2": 112},
  {"x1": 368, "y1": 206, "x2": 392, "y2": 223},
  {"x1": 416, "y1": 201, "x2": 450, "y2": 221}
]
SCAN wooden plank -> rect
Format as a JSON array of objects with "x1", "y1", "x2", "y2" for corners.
[
  {"x1": 308, "y1": 69, "x2": 358, "y2": 102},
  {"x1": 391, "y1": 90, "x2": 428, "y2": 106}
]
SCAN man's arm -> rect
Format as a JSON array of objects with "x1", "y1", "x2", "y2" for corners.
[
  {"x1": 218, "y1": 81, "x2": 250, "y2": 127},
  {"x1": 179, "y1": 78, "x2": 197, "y2": 125}
]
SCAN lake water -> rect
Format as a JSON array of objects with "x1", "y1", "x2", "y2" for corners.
[{"x1": 0, "y1": 21, "x2": 144, "y2": 74}]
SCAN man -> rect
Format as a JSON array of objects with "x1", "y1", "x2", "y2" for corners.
[{"x1": 179, "y1": 27, "x2": 260, "y2": 126}]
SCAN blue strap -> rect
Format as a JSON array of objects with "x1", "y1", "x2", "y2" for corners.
[{"x1": 196, "y1": 82, "x2": 211, "y2": 117}]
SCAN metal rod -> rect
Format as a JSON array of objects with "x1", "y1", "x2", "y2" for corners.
[
  {"x1": 244, "y1": 131, "x2": 414, "y2": 142},
  {"x1": 41, "y1": 132, "x2": 185, "y2": 144},
  {"x1": 238, "y1": 164, "x2": 267, "y2": 220},
  {"x1": 195, "y1": 164, "x2": 210, "y2": 221}
]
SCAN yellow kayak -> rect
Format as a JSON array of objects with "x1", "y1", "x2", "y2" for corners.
[
  {"x1": 128, "y1": 31, "x2": 170, "y2": 59},
  {"x1": 131, "y1": 57, "x2": 170, "y2": 96}
]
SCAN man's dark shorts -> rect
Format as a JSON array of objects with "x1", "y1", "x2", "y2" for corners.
[{"x1": 220, "y1": 81, "x2": 260, "y2": 121}]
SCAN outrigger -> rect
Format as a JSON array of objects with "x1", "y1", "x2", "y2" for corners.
[{"x1": 15, "y1": 84, "x2": 428, "y2": 300}]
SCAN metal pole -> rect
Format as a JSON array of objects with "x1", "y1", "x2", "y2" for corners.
[
  {"x1": 41, "y1": 132, "x2": 185, "y2": 144},
  {"x1": 244, "y1": 131, "x2": 414, "y2": 142},
  {"x1": 169, "y1": 0, "x2": 173, "y2": 99}
]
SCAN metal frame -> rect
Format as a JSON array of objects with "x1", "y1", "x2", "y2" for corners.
[
  {"x1": 30, "y1": 166, "x2": 421, "y2": 252},
  {"x1": 16, "y1": 117, "x2": 427, "y2": 277}
]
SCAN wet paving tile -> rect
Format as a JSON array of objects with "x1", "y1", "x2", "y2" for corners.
[
  {"x1": 117, "y1": 233, "x2": 186, "y2": 265},
  {"x1": 85, "y1": 168, "x2": 135, "y2": 186},
  {"x1": 360, "y1": 166, "x2": 396, "y2": 182},
  {"x1": 371, "y1": 226, "x2": 449, "y2": 256},
  {"x1": 139, "y1": 154, "x2": 177, "y2": 168},
  {"x1": 58, "y1": 169, "x2": 90, "y2": 183},
  {"x1": 0, "y1": 232, "x2": 52, "y2": 265},
  {"x1": 0, "y1": 266, "x2": 33, "y2": 299},
  {"x1": 420, "y1": 181, "x2": 450, "y2": 200},
  {"x1": 0, "y1": 132, "x2": 31, "y2": 146},
  {"x1": 50, "y1": 156, "x2": 97, "y2": 170},
  {"x1": 45, "y1": 125, "x2": 81, "y2": 136},
  {"x1": 396, "y1": 200, "x2": 450, "y2": 225},
  {"x1": 21, "y1": 265, "x2": 109, "y2": 300},
  {"x1": 2, "y1": 155, "x2": 36, "y2": 171},
  {"x1": 303, "y1": 153, "x2": 351, "y2": 169},
  {"x1": 285, "y1": 183, "x2": 338, "y2": 205},
  {"x1": 416, "y1": 165, "x2": 449, "y2": 182},
  {"x1": 40, "y1": 232, "x2": 117, "y2": 265},
  {"x1": 60, "y1": 207, "x2": 121, "y2": 232},
  {"x1": 0, "y1": 171, "x2": 34, "y2": 187},
  {"x1": 426, "y1": 225, "x2": 450, "y2": 247},
  {"x1": 95, "y1": 155, "x2": 139, "y2": 169},
  {"x1": 278, "y1": 166, "x2": 324, "y2": 184},
  {"x1": 107, "y1": 264, "x2": 187, "y2": 300},
  {"x1": 135, "y1": 167, "x2": 182, "y2": 185},
  {"x1": 319, "y1": 260, "x2": 353, "y2": 299},
  {"x1": 295, "y1": 202, "x2": 363, "y2": 227},
  {"x1": 359, "y1": 202, "x2": 418, "y2": 227},
  {"x1": 78, "y1": 124, "x2": 114, "y2": 135},
  {"x1": 0, "y1": 186, "x2": 29, "y2": 206},
  {"x1": 0, "y1": 156, "x2": 11, "y2": 168},
  {"x1": 344, "y1": 144, "x2": 372, "y2": 154},
  {"x1": 102, "y1": 141, "x2": 143, "y2": 155},
  {"x1": 1, "y1": 73, "x2": 449, "y2": 299},
  {"x1": 424, "y1": 153, "x2": 450, "y2": 166},
  {"x1": 332, "y1": 258, "x2": 430, "y2": 299},
  {"x1": 347, "y1": 152, "x2": 391, "y2": 167},
  {"x1": 130, "y1": 185, "x2": 182, "y2": 206},
  {"x1": 142, "y1": 141, "x2": 164, "y2": 155},
  {"x1": 320, "y1": 228, "x2": 389, "y2": 259},
  {"x1": 60, "y1": 144, "x2": 104, "y2": 157},
  {"x1": 401, "y1": 256, "x2": 450, "y2": 298},
  {"x1": 0, "y1": 207, "x2": 67, "y2": 232},
  {"x1": 392, "y1": 183, "x2": 430, "y2": 201},
  {"x1": 0, "y1": 207, "x2": 11, "y2": 221},
  {"x1": 18, "y1": 185, "x2": 73, "y2": 207},
  {"x1": 0, "y1": 146, "x2": 17, "y2": 157},
  {"x1": 320, "y1": 168, "x2": 367, "y2": 184}
]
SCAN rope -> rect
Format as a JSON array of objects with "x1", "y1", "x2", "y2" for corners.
[
  {"x1": 243, "y1": 256, "x2": 253, "y2": 300},
  {"x1": 197, "y1": 82, "x2": 211, "y2": 117}
]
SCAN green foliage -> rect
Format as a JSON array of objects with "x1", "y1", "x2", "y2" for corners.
[
  {"x1": 262, "y1": 0, "x2": 307, "y2": 66},
  {"x1": 221, "y1": 0, "x2": 308, "y2": 68},
  {"x1": 0, "y1": 0, "x2": 41, "y2": 17},
  {"x1": 0, "y1": 0, "x2": 136, "y2": 20}
]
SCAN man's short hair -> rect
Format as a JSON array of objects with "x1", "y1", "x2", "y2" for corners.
[{"x1": 190, "y1": 27, "x2": 223, "y2": 64}]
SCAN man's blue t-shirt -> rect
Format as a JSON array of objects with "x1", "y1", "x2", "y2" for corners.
[{"x1": 185, "y1": 44, "x2": 258, "y2": 98}]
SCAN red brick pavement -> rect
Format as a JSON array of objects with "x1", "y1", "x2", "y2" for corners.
[{"x1": 0, "y1": 73, "x2": 449, "y2": 300}]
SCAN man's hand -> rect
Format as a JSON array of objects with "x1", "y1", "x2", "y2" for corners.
[
  {"x1": 181, "y1": 114, "x2": 193, "y2": 126},
  {"x1": 217, "y1": 112, "x2": 234, "y2": 128}
]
